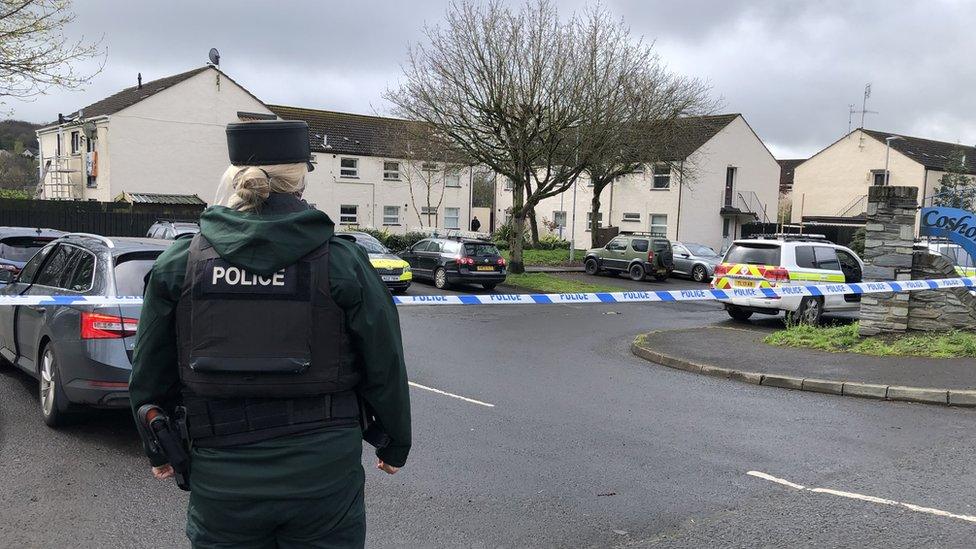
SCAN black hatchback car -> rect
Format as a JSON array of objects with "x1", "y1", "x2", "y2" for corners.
[
  {"x1": 0, "y1": 234, "x2": 171, "y2": 426},
  {"x1": 400, "y1": 237, "x2": 507, "y2": 290}
]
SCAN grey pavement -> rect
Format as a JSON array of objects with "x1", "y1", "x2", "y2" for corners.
[
  {"x1": 639, "y1": 323, "x2": 976, "y2": 390},
  {"x1": 3, "y1": 290, "x2": 976, "y2": 547}
]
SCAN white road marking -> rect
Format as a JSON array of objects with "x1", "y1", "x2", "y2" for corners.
[
  {"x1": 747, "y1": 470, "x2": 976, "y2": 524},
  {"x1": 408, "y1": 381, "x2": 495, "y2": 408}
]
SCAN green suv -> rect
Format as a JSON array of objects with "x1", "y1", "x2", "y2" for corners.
[{"x1": 584, "y1": 234, "x2": 674, "y2": 281}]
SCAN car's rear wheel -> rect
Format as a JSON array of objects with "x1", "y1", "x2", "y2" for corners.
[
  {"x1": 482, "y1": 282, "x2": 498, "y2": 291},
  {"x1": 433, "y1": 267, "x2": 449, "y2": 290},
  {"x1": 584, "y1": 258, "x2": 600, "y2": 276},
  {"x1": 692, "y1": 265, "x2": 709, "y2": 283},
  {"x1": 787, "y1": 297, "x2": 823, "y2": 326},
  {"x1": 628, "y1": 263, "x2": 646, "y2": 281},
  {"x1": 726, "y1": 305, "x2": 753, "y2": 322},
  {"x1": 39, "y1": 344, "x2": 70, "y2": 428}
]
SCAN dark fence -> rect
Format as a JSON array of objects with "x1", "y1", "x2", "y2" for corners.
[
  {"x1": 741, "y1": 222, "x2": 862, "y2": 247},
  {"x1": 0, "y1": 198, "x2": 204, "y2": 237}
]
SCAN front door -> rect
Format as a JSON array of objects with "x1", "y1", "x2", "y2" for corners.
[
  {"x1": 812, "y1": 246, "x2": 848, "y2": 309},
  {"x1": 14, "y1": 244, "x2": 77, "y2": 368},
  {"x1": 604, "y1": 237, "x2": 628, "y2": 270},
  {"x1": 672, "y1": 244, "x2": 691, "y2": 275}
]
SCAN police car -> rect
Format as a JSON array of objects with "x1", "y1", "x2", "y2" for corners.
[
  {"x1": 335, "y1": 231, "x2": 412, "y2": 294},
  {"x1": 711, "y1": 234, "x2": 864, "y2": 325}
]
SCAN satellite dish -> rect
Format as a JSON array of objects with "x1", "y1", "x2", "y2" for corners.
[
  {"x1": 208, "y1": 48, "x2": 220, "y2": 66},
  {"x1": 82, "y1": 121, "x2": 97, "y2": 140}
]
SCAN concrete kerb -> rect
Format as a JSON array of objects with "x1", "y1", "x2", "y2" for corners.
[{"x1": 630, "y1": 335, "x2": 976, "y2": 408}]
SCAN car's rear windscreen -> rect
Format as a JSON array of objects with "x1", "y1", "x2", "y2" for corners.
[
  {"x1": 0, "y1": 237, "x2": 57, "y2": 262},
  {"x1": 463, "y1": 243, "x2": 500, "y2": 257},
  {"x1": 724, "y1": 243, "x2": 781, "y2": 266},
  {"x1": 114, "y1": 252, "x2": 162, "y2": 297}
]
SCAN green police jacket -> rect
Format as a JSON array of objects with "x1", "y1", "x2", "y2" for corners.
[{"x1": 129, "y1": 196, "x2": 411, "y2": 499}]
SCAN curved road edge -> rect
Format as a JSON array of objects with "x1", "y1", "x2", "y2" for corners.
[{"x1": 631, "y1": 331, "x2": 976, "y2": 408}]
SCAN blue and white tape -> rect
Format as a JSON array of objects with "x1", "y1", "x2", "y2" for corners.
[
  {"x1": 393, "y1": 276, "x2": 976, "y2": 305},
  {"x1": 0, "y1": 277, "x2": 971, "y2": 307}
]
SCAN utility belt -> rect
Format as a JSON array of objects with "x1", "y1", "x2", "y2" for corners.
[{"x1": 184, "y1": 390, "x2": 361, "y2": 449}]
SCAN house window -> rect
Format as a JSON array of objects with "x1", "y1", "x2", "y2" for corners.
[
  {"x1": 586, "y1": 211, "x2": 603, "y2": 231},
  {"x1": 871, "y1": 169, "x2": 888, "y2": 186},
  {"x1": 652, "y1": 164, "x2": 671, "y2": 189},
  {"x1": 421, "y1": 162, "x2": 438, "y2": 172},
  {"x1": 421, "y1": 206, "x2": 438, "y2": 215},
  {"x1": 445, "y1": 170, "x2": 461, "y2": 188},
  {"x1": 650, "y1": 214, "x2": 668, "y2": 237},
  {"x1": 553, "y1": 211, "x2": 567, "y2": 228},
  {"x1": 339, "y1": 205, "x2": 358, "y2": 224},
  {"x1": 340, "y1": 158, "x2": 358, "y2": 178},
  {"x1": 383, "y1": 161, "x2": 400, "y2": 180},
  {"x1": 622, "y1": 212, "x2": 641, "y2": 223},
  {"x1": 383, "y1": 206, "x2": 400, "y2": 225},
  {"x1": 71, "y1": 131, "x2": 81, "y2": 155},
  {"x1": 503, "y1": 178, "x2": 514, "y2": 191},
  {"x1": 444, "y1": 207, "x2": 460, "y2": 229}
]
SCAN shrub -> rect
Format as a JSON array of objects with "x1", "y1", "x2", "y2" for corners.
[
  {"x1": 535, "y1": 234, "x2": 569, "y2": 250},
  {"x1": 384, "y1": 231, "x2": 427, "y2": 253}
]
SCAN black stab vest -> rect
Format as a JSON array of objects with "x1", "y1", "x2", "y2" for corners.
[{"x1": 175, "y1": 235, "x2": 361, "y2": 447}]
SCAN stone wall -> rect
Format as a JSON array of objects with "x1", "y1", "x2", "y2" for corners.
[
  {"x1": 858, "y1": 186, "x2": 918, "y2": 337},
  {"x1": 908, "y1": 251, "x2": 976, "y2": 331}
]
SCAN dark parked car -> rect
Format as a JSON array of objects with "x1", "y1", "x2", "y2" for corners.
[
  {"x1": 147, "y1": 220, "x2": 199, "y2": 240},
  {"x1": 670, "y1": 241, "x2": 721, "y2": 282},
  {"x1": 0, "y1": 233, "x2": 171, "y2": 426},
  {"x1": 399, "y1": 237, "x2": 507, "y2": 290},
  {"x1": 0, "y1": 227, "x2": 65, "y2": 276}
]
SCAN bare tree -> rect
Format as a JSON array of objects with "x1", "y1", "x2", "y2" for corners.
[
  {"x1": 0, "y1": 0, "x2": 104, "y2": 106},
  {"x1": 573, "y1": 6, "x2": 714, "y2": 246},
  {"x1": 387, "y1": 0, "x2": 612, "y2": 273},
  {"x1": 386, "y1": 122, "x2": 465, "y2": 230}
]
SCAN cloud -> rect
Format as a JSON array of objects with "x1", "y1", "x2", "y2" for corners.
[{"x1": 6, "y1": 0, "x2": 976, "y2": 159}]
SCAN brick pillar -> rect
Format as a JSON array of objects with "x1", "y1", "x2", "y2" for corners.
[{"x1": 858, "y1": 186, "x2": 917, "y2": 337}]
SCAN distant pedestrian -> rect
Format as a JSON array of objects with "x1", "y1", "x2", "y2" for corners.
[{"x1": 471, "y1": 216, "x2": 482, "y2": 232}]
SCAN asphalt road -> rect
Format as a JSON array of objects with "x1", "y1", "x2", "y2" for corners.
[{"x1": 2, "y1": 280, "x2": 975, "y2": 548}]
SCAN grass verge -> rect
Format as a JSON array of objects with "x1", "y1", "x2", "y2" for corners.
[
  {"x1": 764, "y1": 322, "x2": 976, "y2": 358},
  {"x1": 501, "y1": 248, "x2": 585, "y2": 267},
  {"x1": 504, "y1": 272, "x2": 623, "y2": 294}
]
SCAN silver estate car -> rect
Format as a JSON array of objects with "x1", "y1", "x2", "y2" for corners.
[
  {"x1": 670, "y1": 241, "x2": 722, "y2": 282},
  {"x1": 0, "y1": 234, "x2": 170, "y2": 427}
]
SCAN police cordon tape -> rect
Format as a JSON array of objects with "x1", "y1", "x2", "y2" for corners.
[{"x1": 0, "y1": 276, "x2": 973, "y2": 307}]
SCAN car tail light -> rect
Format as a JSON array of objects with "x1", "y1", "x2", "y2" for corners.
[
  {"x1": 0, "y1": 264, "x2": 18, "y2": 274},
  {"x1": 497, "y1": 257, "x2": 506, "y2": 266},
  {"x1": 647, "y1": 250, "x2": 655, "y2": 263},
  {"x1": 81, "y1": 312, "x2": 138, "y2": 339},
  {"x1": 455, "y1": 256, "x2": 476, "y2": 266},
  {"x1": 765, "y1": 266, "x2": 790, "y2": 283}
]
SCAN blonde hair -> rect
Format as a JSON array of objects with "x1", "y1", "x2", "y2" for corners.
[{"x1": 215, "y1": 163, "x2": 308, "y2": 211}]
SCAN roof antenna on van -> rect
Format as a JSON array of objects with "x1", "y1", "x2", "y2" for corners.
[{"x1": 137, "y1": 73, "x2": 142, "y2": 89}]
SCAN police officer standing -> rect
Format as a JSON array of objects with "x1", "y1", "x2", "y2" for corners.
[{"x1": 129, "y1": 120, "x2": 411, "y2": 548}]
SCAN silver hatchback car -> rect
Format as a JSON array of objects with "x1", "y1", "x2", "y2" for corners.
[
  {"x1": 670, "y1": 241, "x2": 722, "y2": 282},
  {"x1": 0, "y1": 234, "x2": 170, "y2": 427}
]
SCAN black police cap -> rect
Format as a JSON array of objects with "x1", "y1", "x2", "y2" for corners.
[{"x1": 226, "y1": 120, "x2": 315, "y2": 171}]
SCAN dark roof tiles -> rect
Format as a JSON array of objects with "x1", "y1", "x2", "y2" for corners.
[{"x1": 862, "y1": 129, "x2": 976, "y2": 174}]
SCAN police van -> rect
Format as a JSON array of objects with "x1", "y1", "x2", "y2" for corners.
[{"x1": 711, "y1": 234, "x2": 864, "y2": 324}]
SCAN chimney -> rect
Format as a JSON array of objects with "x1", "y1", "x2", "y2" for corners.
[{"x1": 137, "y1": 73, "x2": 142, "y2": 89}]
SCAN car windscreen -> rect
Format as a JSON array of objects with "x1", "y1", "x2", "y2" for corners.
[
  {"x1": 357, "y1": 239, "x2": 388, "y2": 254},
  {"x1": 687, "y1": 243, "x2": 719, "y2": 257},
  {"x1": 463, "y1": 243, "x2": 500, "y2": 257},
  {"x1": 0, "y1": 237, "x2": 56, "y2": 262},
  {"x1": 114, "y1": 252, "x2": 162, "y2": 297},
  {"x1": 724, "y1": 243, "x2": 781, "y2": 265}
]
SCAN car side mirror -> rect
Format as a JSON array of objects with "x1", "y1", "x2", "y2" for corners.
[{"x1": 680, "y1": 253, "x2": 690, "y2": 258}]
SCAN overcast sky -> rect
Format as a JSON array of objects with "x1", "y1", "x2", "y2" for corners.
[{"x1": 5, "y1": 0, "x2": 976, "y2": 158}]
